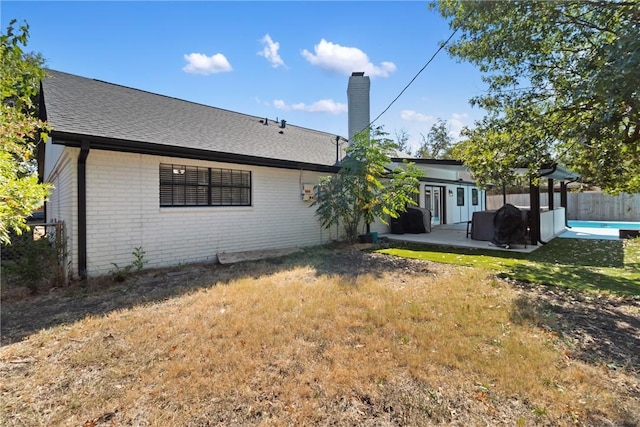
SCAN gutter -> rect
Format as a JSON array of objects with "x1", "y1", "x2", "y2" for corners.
[
  {"x1": 78, "y1": 140, "x2": 90, "y2": 279},
  {"x1": 50, "y1": 131, "x2": 340, "y2": 174}
]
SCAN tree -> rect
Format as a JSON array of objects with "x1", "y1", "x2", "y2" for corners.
[
  {"x1": 393, "y1": 128, "x2": 412, "y2": 156},
  {"x1": 1, "y1": 20, "x2": 51, "y2": 244},
  {"x1": 313, "y1": 126, "x2": 423, "y2": 243},
  {"x1": 416, "y1": 118, "x2": 454, "y2": 159},
  {"x1": 451, "y1": 127, "x2": 517, "y2": 190},
  {"x1": 432, "y1": 1, "x2": 640, "y2": 193}
]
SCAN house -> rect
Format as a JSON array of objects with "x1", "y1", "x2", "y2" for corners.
[
  {"x1": 345, "y1": 73, "x2": 487, "y2": 228},
  {"x1": 392, "y1": 158, "x2": 486, "y2": 226},
  {"x1": 38, "y1": 70, "x2": 485, "y2": 278}
]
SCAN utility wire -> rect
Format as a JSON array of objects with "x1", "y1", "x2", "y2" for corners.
[{"x1": 364, "y1": 16, "x2": 467, "y2": 134}]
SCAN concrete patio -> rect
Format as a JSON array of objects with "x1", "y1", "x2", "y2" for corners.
[{"x1": 381, "y1": 222, "x2": 540, "y2": 253}]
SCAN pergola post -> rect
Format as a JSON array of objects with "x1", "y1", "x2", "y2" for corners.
[
  {"x1": 547, "y1": 178, "x2": 554, "y2": 210},
  {"x1": 529, "y1": 178, "x2": 541, "y2": 245}
]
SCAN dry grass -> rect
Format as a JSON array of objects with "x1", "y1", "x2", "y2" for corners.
[{"x1": 1, "y1": 249, "x2": 638, "y2": 426}]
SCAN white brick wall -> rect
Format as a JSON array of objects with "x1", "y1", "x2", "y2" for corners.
[
  {"x1": 47, "y1": 147, "x2": 490, "y2": 277},
  {"x1": 81, "y1": 150, "x2": 340, "y2": 276},
  {"x1": 44, "y1": 147, "x2": 78, "y2": 278}
]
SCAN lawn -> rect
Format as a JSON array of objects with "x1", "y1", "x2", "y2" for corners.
[
  {"x1": 378, "y1": 237, "x2": 640, "y2": 297},
  {"x1": 1, "y1": 244, "x2": 638, "y2": 426}
]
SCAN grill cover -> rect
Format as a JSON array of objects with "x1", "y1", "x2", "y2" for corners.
[{"x1": 492, "y1": 204, "x2": 525, "y2": 247}]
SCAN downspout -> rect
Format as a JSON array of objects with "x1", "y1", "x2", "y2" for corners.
[
  {"x1": 78, "y1": 140, "x2": 90, "y2": 279},
  {"x1": 560, "y1": 179, "x2": 580, "y2": 228}
]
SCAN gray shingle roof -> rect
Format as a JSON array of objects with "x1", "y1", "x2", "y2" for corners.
[{"x1": 41, "y1": 70, "x2": 345, "y2": 168}]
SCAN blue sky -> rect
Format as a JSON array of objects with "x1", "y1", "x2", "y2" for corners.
[{"x1": 2, "y1": 1, "x2": 488, "y2": 153}]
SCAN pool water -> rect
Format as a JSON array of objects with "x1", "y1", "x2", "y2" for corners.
[
  {"x1": 559, "y1": 220, "x2": 640, "y2": 240},
  {"x1": 567, "y1": 220, "x2": 640, "y2": 230}
]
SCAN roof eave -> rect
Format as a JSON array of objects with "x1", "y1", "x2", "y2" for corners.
[
  {"x1": 50, "y1": 131, "x2": 340, "y2": 173},
  {"x1": 390, "y1": 158, "x2": 464, "y2": 166}
]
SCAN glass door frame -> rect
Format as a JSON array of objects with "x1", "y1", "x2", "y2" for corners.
[{"x1": 424, "y1": 185, "x2": 444, "y2": 226}]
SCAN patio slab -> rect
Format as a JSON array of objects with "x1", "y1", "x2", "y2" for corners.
[{"x1": 381, "y1": 223, "x2": 540, "y2": 253}]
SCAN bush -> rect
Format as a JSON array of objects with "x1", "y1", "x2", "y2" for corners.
[{"x1": 1, "y1": 231, "x2": 59, "y2": 293}]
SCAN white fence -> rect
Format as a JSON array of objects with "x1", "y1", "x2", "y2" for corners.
[{"x1": 487, "y1": 192, "x2": 640, "y2": 221}]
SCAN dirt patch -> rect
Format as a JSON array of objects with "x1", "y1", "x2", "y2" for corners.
[
  {"x1": 512, "y1": 281, "x2": 640, "y2": 373},
  {"x1": 0, "y1": 245, "x2": 438, "y2": 345},
  {"x1": 2, "y1": 245, "x2": 638, "y2": 374}
]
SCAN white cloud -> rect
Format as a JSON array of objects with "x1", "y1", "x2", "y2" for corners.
[
  {"x1": 301, "y1": 39, "x2": 396, "y2": 78},
  {"x1": 273, "y1": 98, "x2": 347, "y2": 114},
  {"x1": 400, "y1": 109, "x2": 434, "y2": 123},
  {"x1": 254, "y1": 96, "x2": 272, "y2": 108},
  {"x1": 451, "y1": 113, "x2": 468, "y2": 121},
  {"x1": 273, "y1": 99, "x2": 288, "y2": 110},
  {"x1": 258, "y1": 34, "x2": 286, "y2": 68},
  {"x1": 182, "y1": 52, "x2": 232, "y2": 75},
  {"x1": 449, "y1": 113, "x2": 470, "y2": 139},
  {"x1": 399, "y1": 111, "x2": 472, "y2": 145}
]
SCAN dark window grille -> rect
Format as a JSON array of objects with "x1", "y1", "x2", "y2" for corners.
[
  {"x1": 160, "y1": 164, "x2": 251, "y2": 207},
  {"x1": 472, "y1": 188, "x2": 479, "y2": 206}
]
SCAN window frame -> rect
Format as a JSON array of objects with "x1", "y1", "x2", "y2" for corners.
[
  {"x1": 456, "y1": 187, "x2": 465, "y2": 206},
  {"x1": 472, "y1": 188, "x2": 479, "y2": 206},
  {"x1": 160, "y1": 163, "x2": 252, "y2": 207}
]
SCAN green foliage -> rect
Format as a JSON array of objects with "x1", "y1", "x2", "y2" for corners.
[
  {"x1": 313, "y1": 126, "x2": 424, "y2": 243},
  {"x1": 110, "y1": 246, "x2": 148, "y2": 282},
  {"x1": 110, "y1": 262, "x2": 133, "y2": 283},
  {"x1": 1, "y1": 19, "x2": 52, "y2": 244},
  {"x1": 452, "y1": 127, "x2": 520, "y2": 190},
  {"x1": 378, "y1": 238, "x2": 640, "y2": 297},
  {"x1": 2, "y1": 232, "x2": 58, "y2": 293},
  {"x1": 417, "y1": 118, "x2": 455, "y2": 159},
  {"x1": 131, "y1": 246, "x2": 148, "y2": 272},
  {"x1": 432, "y1": 1, "x2": 640, "y2": 194}
]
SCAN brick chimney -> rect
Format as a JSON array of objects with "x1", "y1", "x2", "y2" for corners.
[{"x1": 347, "y1": 72, "x2": 370, "y2": 142}]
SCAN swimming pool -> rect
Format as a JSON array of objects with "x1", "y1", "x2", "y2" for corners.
[{"x1": 567, "y1": 220, "x2": 640, "y2": 230}]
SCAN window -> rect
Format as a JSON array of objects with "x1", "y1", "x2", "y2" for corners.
[
  {"x1": 472, "y1": 188, "x2": 479, "y2": 206},
  {"x1": 160, "y1": 164, "x2": 251, "y2": 207},
  {"x1": 456, "y1": 187, "x2": 465, "y2": 206}
]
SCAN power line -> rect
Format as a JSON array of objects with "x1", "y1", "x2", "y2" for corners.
[{"x1": 365, "y1": 18, "x2": 466, "y2": 133}]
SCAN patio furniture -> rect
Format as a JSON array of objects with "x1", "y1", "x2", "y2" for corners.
[
  {"x1": 470, "y1": 207, "x2": 530, "y2": 247},
  {"x1": 391, "y1": 207, "x2": 432, "y2": 234},
  {"x1": 492, "y1": 204, "x2": 527, "y2": 248},
  {"x1": 470, "y1": 210, "x2": 496, "y2": 241}
]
